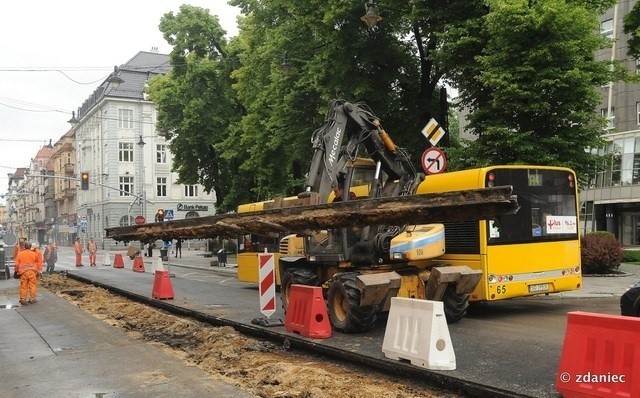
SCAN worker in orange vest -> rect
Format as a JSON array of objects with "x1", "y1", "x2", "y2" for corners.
[
  {"x1": 14, "y1": 242, "x2": 43, "y2": 305},
  {"x1": 31, "y1": 243, "x2": 43, "y2": 272},
  {"x1": 73, "y1": 237, "x2": 84, "y2": 267},
  {"x1": 87, "y1": 238, "x2": 98, "y2": 266}
]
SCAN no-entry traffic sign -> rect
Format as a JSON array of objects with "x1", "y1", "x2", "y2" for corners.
[{"x1": 421, "y1": 147, "x2": 447, "y2": 175}]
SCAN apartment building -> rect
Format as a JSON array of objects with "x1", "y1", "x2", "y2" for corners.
[
  {"x1": 5, "y1": 50, "x2": 215, "y2": 248},
  {"x1": 71, "y1": 50, "x2": 216, "y2": 248},
  {"x1": 580, "y1": 0, "x2": 640, "y2": 246}
]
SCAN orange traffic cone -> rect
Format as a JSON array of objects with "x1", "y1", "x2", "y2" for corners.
[
  {"x1": 113, "y1": 253, "x2": 125, "y2": 268},
  {"x1": 154, "y1": 257, "x2": 165, "y2": 274},
  {"x1": 152, "y1": 271, "x2": 174, "y2": 300},
  {"x1": 132, "y1": 256, "x2": 145, "y2": 273}
]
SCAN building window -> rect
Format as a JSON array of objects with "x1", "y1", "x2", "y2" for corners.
[
  {"x1": 622, "y1": 136, "x2": 635, "y2": 185},
  {"x1": 600, "y1": 107, "x2": 615, "y2": 130},
  {"x1": 600, "y1": 18, "x2": 613, "y2": 39},
  {"x1": 119, "y1": 142, "x2": 134, "y2": 162},
  {"x1": 156, "y1": 144, "x2": 167, "y2": 164},
  {"x1": 632, "y1": 138, "x2": 640, "y2": 185},
  {"x1": 118, "y1": 109, "x2": 134, "y2": 129},
  {"x1": 119, "y1": 176, "x2": 134, "y2": 196},
  {"x1": 156, "y1": 177, "x2": 167, "y2": 197},
  {"x1": 119, "y1": 215, "x2": 134, "y2": 226},
  {"x1": 184, "y1": 185, "x2": 198, "y2": 197}
]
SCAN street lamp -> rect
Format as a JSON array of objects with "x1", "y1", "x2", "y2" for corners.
[
  {"x1": 137, "y1": 134, "x2": 146, "y2": 222},
  {"x1": 361, "y1": 0, "x2": 382, "y2": 28},
  {"x1": 67, "y1": 111, "x2": 79, "y2": 125},
  {"x1": 107, "y1": 65, "x2": 124, "y2": 89}
]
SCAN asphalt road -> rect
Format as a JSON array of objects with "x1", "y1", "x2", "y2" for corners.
[{"x1": 8, "y1": 245, "x2": 638, "y2": 397}]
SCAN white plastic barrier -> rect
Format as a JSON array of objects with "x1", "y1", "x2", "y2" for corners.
[
  {"x1": 382, "y1": 297, "x2": 456, "y2": 370},
  {"x1": 102, "y1": 252, "x2": 111, "y2": 266}
]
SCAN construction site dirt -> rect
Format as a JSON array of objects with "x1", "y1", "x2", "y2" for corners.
[{"x1": 41, "y1": 274, "x2": 457, "y2": 398}]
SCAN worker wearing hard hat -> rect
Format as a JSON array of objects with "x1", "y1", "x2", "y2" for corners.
[{"x1": 14, "y1": 242, "x2": 43, "y2": 305}]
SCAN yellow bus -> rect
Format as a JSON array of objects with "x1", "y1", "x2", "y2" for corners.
[{"x1": 418, "y1": 165, "x2": 582, "y2": 302}]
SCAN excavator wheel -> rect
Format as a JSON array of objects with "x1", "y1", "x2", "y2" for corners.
[
  {"x1": 281, "y1": 267, "x2": 320, "y2": 313},
  {"x1": 442, "y1": 283, "x2": 470, "y2": 324},
  {"x1": 327, "y1": 272, "x2": 377, "y2": 334}
]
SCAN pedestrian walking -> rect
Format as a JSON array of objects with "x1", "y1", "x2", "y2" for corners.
[
  {"x1": 87, "y1": 238, "x2": 98, "y2": 266},
  {"x1": 74, "y1": 237, "x2": 84, "y2": 267},
  {"x1": 44, "y1": 241, "x2": 57, "y2": 274},
  {"x1": 14, "y1": 242, "x2": 43, "y2": 305},
  {"x1": 146, "y1": 241, "x2": 154, "y2": 258},
  {"x1": 175, "y1": 239, "x2": 182, "y2": 258}
]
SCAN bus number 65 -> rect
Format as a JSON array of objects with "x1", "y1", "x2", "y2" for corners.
[{"x1": 496, "y1": 285, "x2": 507, "y2": 294}]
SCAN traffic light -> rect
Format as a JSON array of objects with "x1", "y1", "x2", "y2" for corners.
[
  {"x1": 156, "y1": 209, "x2": 165, "y2": 222},
  {"x1": 81, "y1": 172, "x2": 89, "y2": 190}
]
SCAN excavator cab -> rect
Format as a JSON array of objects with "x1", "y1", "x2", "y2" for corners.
[{"x1": 304, "y1": 158, "x2": 383, "y2": 264}]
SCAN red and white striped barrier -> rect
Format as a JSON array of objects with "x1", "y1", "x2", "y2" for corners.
[
  {"x1": 250, "y1": 251, "x2": 283, "y2": 327},
  {"x1": 258, "y1": 252, "x2": 276, "y2": 317}
]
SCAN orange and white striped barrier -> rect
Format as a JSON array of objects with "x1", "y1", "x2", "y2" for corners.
[{"x1": 250, "y1": 251, "x2": 283, "y2": 327}]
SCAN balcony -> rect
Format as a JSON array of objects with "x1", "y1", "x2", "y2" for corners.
[
  {"x1": 64, "y1": 187, "x2": 77, "y2": 197},
  {"x1": 64, "y1": 163, "x2": 75, "y2": 175}
]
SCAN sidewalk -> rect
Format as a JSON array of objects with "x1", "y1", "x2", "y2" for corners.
[
  {"x1": 0, "y1": 280, "x2": 254, "y2": 397},
  {"x1": 558, "y1": 262, "x2": 639, "y2": 298},
  {"x1": 58, "y1": 245, "x2": 238, "y2": 274}
]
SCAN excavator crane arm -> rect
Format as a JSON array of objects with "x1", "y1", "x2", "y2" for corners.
[{"x1": 302, "y1": 100, "x2": 421, "y2": 203}]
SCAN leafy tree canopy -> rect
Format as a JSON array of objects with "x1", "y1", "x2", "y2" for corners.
[
  {"x1": 450, "y1": 0, "x2": 616, "y2": 185},
  {"x1": 150, "y1": 1, "x2": 618, "y2": 211}
]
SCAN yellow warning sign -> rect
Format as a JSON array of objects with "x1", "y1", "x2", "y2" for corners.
[{"x1": 421, "y1": 118, "x2": 446, "y2": 147}]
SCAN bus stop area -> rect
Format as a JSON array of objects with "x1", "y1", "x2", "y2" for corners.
[{"x1": 1, "y1": 244, "x2": 637, "y2": 397}]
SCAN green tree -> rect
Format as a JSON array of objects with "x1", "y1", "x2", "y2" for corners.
[
  {"x1": 226, "y1": 0, "x2": 485, "y2": 202},
  {"x1": 149, "y1": 5, "x2": 244, "y2": 211},
  {"x1": 625, "y1": 0, "x2": 640, "y2": 59},
  {"x1": 450, "y1": 0, "x2": 615, "y2": 184},
  {"x1": 150, "y1": 1, "x2": 618, "y2": 211}
]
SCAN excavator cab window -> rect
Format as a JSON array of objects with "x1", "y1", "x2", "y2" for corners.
[{"x1": 343, "y1": 158, "x2": 388, "y2": 200}]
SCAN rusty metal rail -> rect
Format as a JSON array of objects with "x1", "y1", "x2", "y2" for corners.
[{"x1": 106, "y1": 186, "x2": 518, "y2": 242}]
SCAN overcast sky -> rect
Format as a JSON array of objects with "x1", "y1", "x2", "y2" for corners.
[{"x1": 0, "y1": 0, "x2": 240, "y2": 205}]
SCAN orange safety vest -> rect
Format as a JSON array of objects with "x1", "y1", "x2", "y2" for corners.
[
  {"x1": 74, "y1": 241, "x2": 83, "y2": 255},
  {"x1": 88, "y1": 241, "x2": 97, "y2": 253},
  {"x1": 33, "y1": 248, "x2": 43, "y2": 271},
  {"x1": 15, "y1": 249, "x2": 39, "y2": 275}
]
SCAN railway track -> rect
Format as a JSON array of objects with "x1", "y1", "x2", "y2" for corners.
[{"x1": 48, "y1": 272, "x2": 531, "y2": 398}]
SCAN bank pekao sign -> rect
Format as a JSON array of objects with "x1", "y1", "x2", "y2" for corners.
[{"x1": 176, "y1": 203, "x2": 209, "y2": 212}]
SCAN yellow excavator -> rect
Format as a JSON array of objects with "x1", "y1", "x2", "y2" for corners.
[{"x1": 105, "y1": 99, "x2": 519, "y2": 333}]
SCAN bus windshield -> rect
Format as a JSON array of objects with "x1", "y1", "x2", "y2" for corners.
[{"x1": 487, "y1": 168, "x2": 578, "y2": 244}]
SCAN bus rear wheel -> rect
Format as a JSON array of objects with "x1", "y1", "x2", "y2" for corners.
[
  {"x1": 281, "y1": 267, "x2": 320, "y2": 312},
  {"x1": 327, "y1": 273, "x2": 377, "y2": 333},
  {"x1": 442, "y1": 283, "x2": 470, "y2": 323}
]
